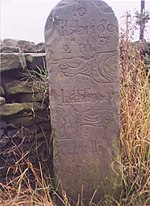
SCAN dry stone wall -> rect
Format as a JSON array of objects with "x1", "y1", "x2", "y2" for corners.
[{"x1": 0, "y1": 39, "x2": 52, "y2": 182}]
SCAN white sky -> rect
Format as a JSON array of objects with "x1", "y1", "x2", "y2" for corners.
[{"x1": 0, "y1": 0, "x2": 150, "y2": 43}]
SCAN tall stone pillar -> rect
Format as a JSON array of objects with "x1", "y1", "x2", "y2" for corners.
[{"x1": 45, "y1": 0, "x2": 121, "y2": 204}]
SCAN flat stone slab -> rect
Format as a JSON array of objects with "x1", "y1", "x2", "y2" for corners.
[
  {"x1": 0, "y1": 97, "x2": 6, "y2": 105},
  {"x1": 3, "y1": 80, "x2": 46, "y2": 94},
  {"x1": 0, "y1": 103, "x2": 46, "y2": 116},
  {"x1": 45, "y1": 0, "x2": 121, "y2": 204},
  {"x1": 0, "y1": 53, "x2": 26, "y2": 72},
  {"x1": 25, "y1": 53, "x2": 46, "y2": 69}
]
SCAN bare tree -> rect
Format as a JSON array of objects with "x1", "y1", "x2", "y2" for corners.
[
  {"x1": 140, "y1": 0, "x2": 145, "y2": 39},
  {"x1": 135, "y1": 0, "x2": 150, "y2": 40}
]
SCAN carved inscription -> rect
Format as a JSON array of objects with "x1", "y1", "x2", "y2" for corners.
[
  {"x1": 57, "y1": 18, "x2": 116, "y2": 36},
  {"x1": 45, "y1": 0, "x2": 120, "y2": 203},
  {"x1": 57, "y1": 139, "x2": 106, "y2": 156},
  {"x1": 61, "y1": 88, "x2": 119, "y2": 105},
  {"x1": 72, "y1": 5, "x2": 87, "y2": 16}
]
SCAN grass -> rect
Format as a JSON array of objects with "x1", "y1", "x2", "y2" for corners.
[
  {"x1": 119, "y1": 32, "x2": 150, "y2": 205},
  {"x1": 0, "y1": 18, "x2": 150, "y2": 206}
]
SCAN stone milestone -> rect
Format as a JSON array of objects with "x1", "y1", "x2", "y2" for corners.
[{"x1": 45, "y1": 0, "x2": 121, "y2": 204}]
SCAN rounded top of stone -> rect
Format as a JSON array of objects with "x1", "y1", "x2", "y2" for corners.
[
  {"x1": 55, "y1": 0, "x2": 113, "y2": 12},
  {"x1": 45, "y1": 0, "x2": 117, "y2": 32}
]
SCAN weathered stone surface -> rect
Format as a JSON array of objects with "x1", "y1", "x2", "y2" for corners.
[
  {"x1": 0, "y1": 39, "x2": 3, "y2": 51},
  {"x1": 0, "y1": 120, "x2": 7, "y2": 129},
  {"x1": 0, "y1": 46, "x2": 20, "y2": 53},
  {"x1": 2, "y1": 39, "x2": 46, "y2": 53},
  {"x1": 19, "y1": 92, "x2": 49, "y2": 102},
  {"x1": 0, "y1": 97, "x2": 6, "y2": 105},
  {"x1": 1, "y1": 110, "x2": 49, "y2": 122},
  {"x1": 1, "y1": 69, "x2": 24, "y2": 82},
  {"x1": 3, "y1": 80, "x2": 45, "y2": 94},
  {"x1": 3, "y1": 80, "x2": 34, "y2": 94},
  {"x1": 0, "y1": 103, "x2": 46, "y2": 116},
  {"x1": 0, "y1": 86, "x2": 5, "y2": 96},
  {"x1": 3, "y1": 113, "x2": 49, "y2": 128},
  {"x1": 45, "y1": 0, "x2": 121, "y2": 204},
  {"x1": 3, "y1": 38, "x2": 18, "y2": 47},
  {"x1": 0, "y1": 129, "x2": 4, "y2": 137},
  {"x1": 0, "y1": 39, "x2": 51, "y2": 184},
  {"x1": 0, "y1": 53, "x2": 26, "y2": 72},
  {"x1": 25, "y1": 53, "x2": 46, "y2": 69},
  {"x1": 0, "y1": 39, "x2": 3, "y2": 46},
  {"x1": 16, "y1": 40, "x2": 36, "y2": 53},
  {"x1": 36, "y1": 42, "x2": 45, "y2": 53}
]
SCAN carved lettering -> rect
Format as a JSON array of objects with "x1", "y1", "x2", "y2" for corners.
[
  {"x1": 73, "y1": 5, "x2": 86, "y2": 16},
  {"x1": 107, "y1": 24, "x2": 115, "y2": 32},
  {"x1": 57, "y1": 139, "x2": 106, "y2": 156},
  {"x1": 77, "y1": 7, "x2": 86, "y2": 16},
  {"x1": 97, "y1": 24, "x2": 105, "y2": 33},
  {"x1": 60, "y1": 88, "x2": 118, "y2": 105},
  {"x1": 57, "y1": 19, "x2": 117, "y2": 37}
]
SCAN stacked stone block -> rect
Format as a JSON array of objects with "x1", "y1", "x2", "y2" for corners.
[{"x1": 0, "y1": 39, "x2": 51, "y2": 183}]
